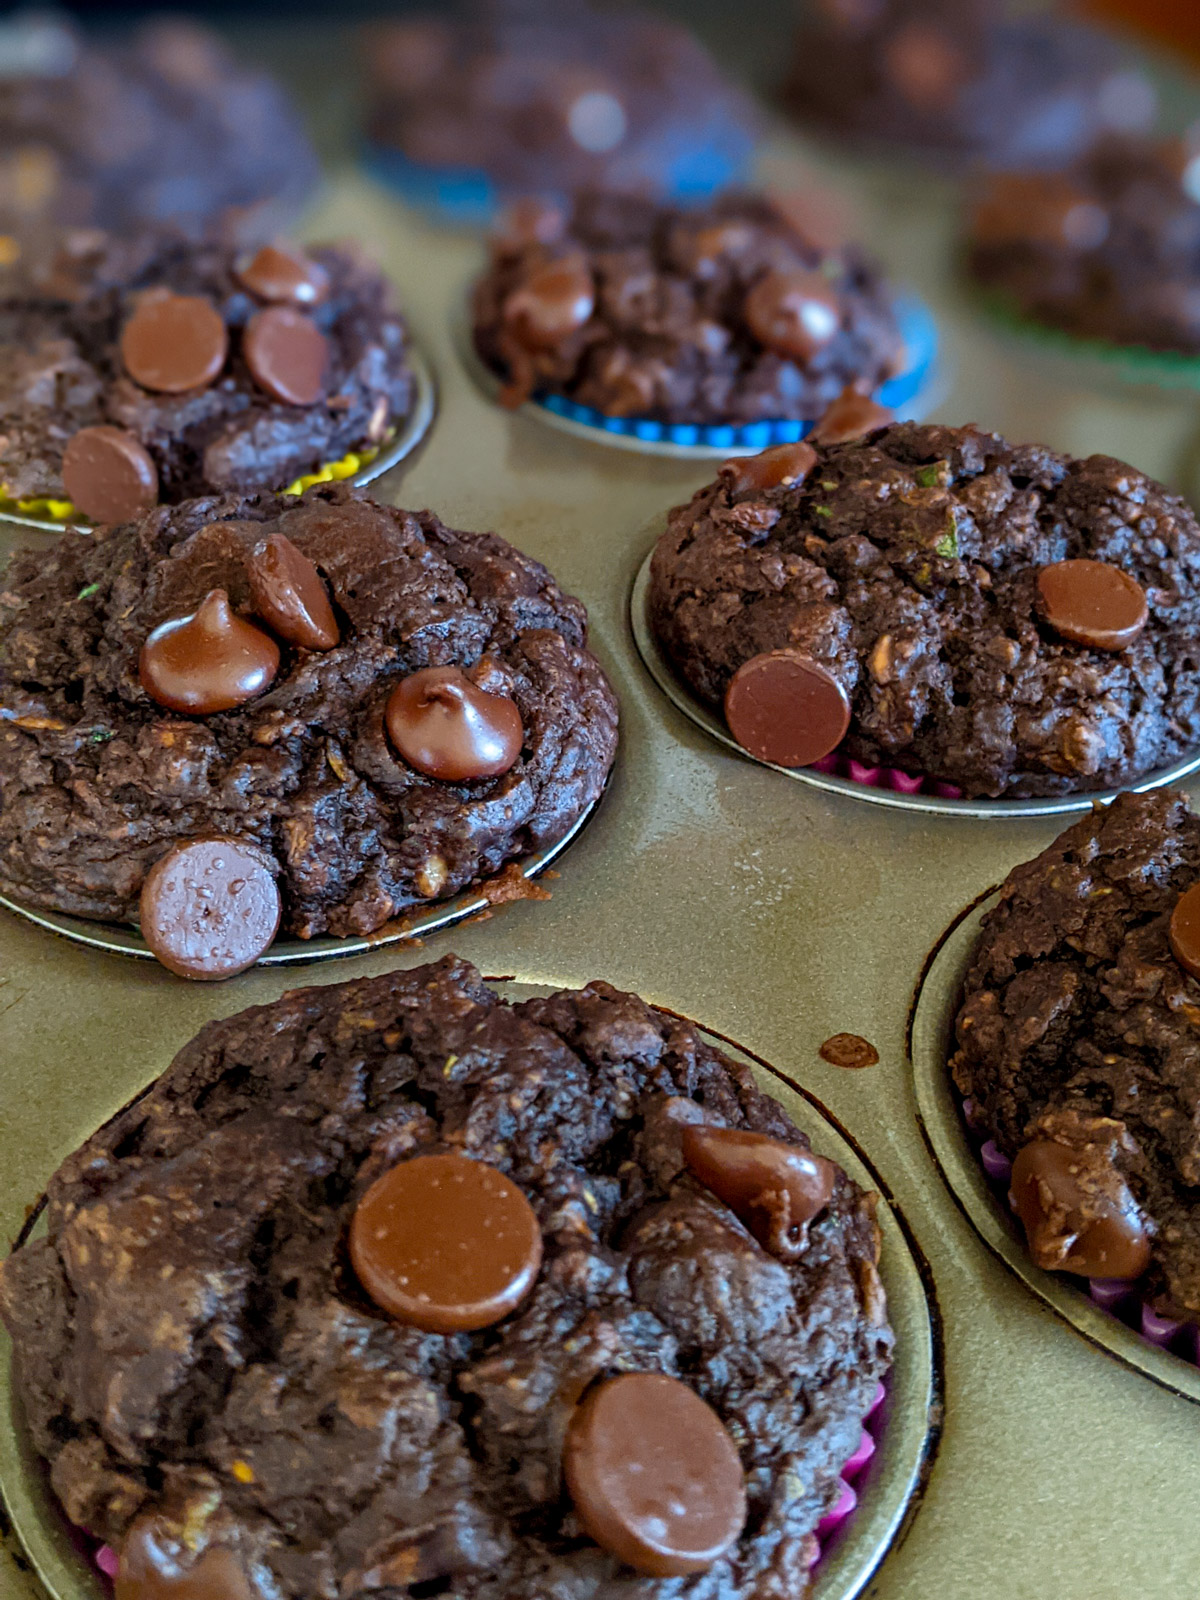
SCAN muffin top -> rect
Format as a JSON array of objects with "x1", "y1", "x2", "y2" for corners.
[
  {"x1": 0, "y1": 228, "x2": 414, "y2": 521},
  {"x1": 784, "y1": 0, "x2": 1153, "y2": 172},
  {"x1": 952, "y1": 789, "x2": 1200, "y2": 1318},
  {"x1": 0, "y1": 956, "x2": 892, "y2": 1598},
  {"x1": 363, "y1": 0, "x2": 757, "y2": 204},
  {"x1": 471, "y1": 190, "x2": 903, "y2": 426},
  {"x1": 0, "y1": 16, "x2": 318, "y2": 236},
  {"x1": 0, "y1": 485, "x2": 617, "y2": 951},
  {"x1": 649, "y1": 420, "x2": 1200, "y2": 798},
  {"x1": 968, "y1": 135, "x2": 1200, "y2": 353}
]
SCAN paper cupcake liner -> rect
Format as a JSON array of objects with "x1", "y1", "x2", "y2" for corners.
[
  {"x1": 960, "y1": 1097, "x2": 1200, "y2": 1368},
  {"x1": 810, "y1": 749, "x2": 963, "y2": 800}
]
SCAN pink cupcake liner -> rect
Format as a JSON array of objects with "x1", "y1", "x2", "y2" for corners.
[
  {"x1": 810, "y1": 750, "x2": 963, "y2": 800},
  {"x1": 960, "y1": 1099, "x2": 1200, "y2": 1367}
]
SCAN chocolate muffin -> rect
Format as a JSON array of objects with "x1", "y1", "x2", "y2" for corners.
[
  {"x1": 0, "y1": 955, "x2": 892, "y2": 1596},
  {"x1": 967, "y1": 134, "x2": 1200, "y2": 354},
  {"x1": 363, "y1": 0, "x2": 758, "y2": 213},
  {"x1": 950, "y1": 788, "x2": 1200, "y2": 1319},
  {"x1": 784, "y1": 0, "x2": 1154, "y2": 173},
  {"x1": 0, "y1": 15, "x2": 318, "y2": 238},
  {"x1": 471, "y1": 189, "x2": 905, "y2": 427},
  {"x1": 0, "y1": 485, "x2": 617, "y2": 972},
  {"x1": 0, "y1": 228, "x2": 416, "y2": 525},
  {"x1": 649, "y1": 419, "x2": 1200, "y2": 798}
]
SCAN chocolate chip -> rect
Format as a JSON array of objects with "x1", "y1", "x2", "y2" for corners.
[
  {"x1": 235, "y1": 242, "x2": 329, "y2": 307},
  {"x1": 818, "y1": 1032, "x2": 880, "y2": 1069},
  {"x1": 563, "y1": 1373, "x2": 746, "y2": 1577},
  {"x1": 882, "y1": 21, "x2": 969, "y2": 106},
  {"x1": 502, "y1": 255, "x2": 595, "y2": 351},
  {"x1": 1010, "y1": 1138, "x2": 1151, "y2": 1281},
  {"x1": 743, "y1": 269, "x2": 841, "y2": 361},
  {"x1": 719, "y1": 440, "x2": 817, "y2": 496},
  {"x1": 139, "y1": 589, "x2": 279, "y2": 716},
  {"x1": 809, "y1": 386, "x2": 891, "y2": 445},
  {"x1": 1169, "y1": 882, "x2": 1200, "y2": 981},
  {"x1": 61, "y1": 425, "x2": 157, "y2": 524},
  {"x1": 120, "y1": 291, "x2": 228, "y2": 393},
  {"x1": 243, "y1": 307, "x2": 329, "y2": 406},
  {"x1": 139, "y1": 836, "x2": 280, "y2": 981},
  {"x1": 681, "y1": 1124, "x2": 836, "y2": 1259},
  {"x1": 115, "y1": 1522, "x2": 257, "y2": 1600},
  {"x1": 385, "y1": 666, "x2": 522, "y2": 782},
  {"x1": 349, "y1": 1153, "x2": 542, "y2": 1332},
  {"x1": 1036, "y1": 559, "x2": 1148, "y2": 651},
  {"x1": 972, "y1": 174, "x2": 1109, "y2": 252},
  {"x1": 246, "y1": 533, "x2": 338, "y2": 651},
  {"x1": 723, "y1": 649, "x2": 850, "y2": 768}
]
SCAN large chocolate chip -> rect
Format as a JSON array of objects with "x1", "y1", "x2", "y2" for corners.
[
  {"x1": 1010, "y1": 1139, "x2": 1151, "y2": 1281},
  {"x1": 120, "y1": 292, "x2": 228, "y2": 393},
  {"x1": 235, "y1": 242, "x2": 329, "y2": 307},
  {"x1": 809, "y1": 386, "x2": 891, "y2": 445},
  {"x1": 563, "y1": 1373, "x2": 747, "y2": 1577},
  {"x1": 243, "y1": 307, "x2": 329, "y2": 406},
  {"x1": 502, "y1": 255, "x2": 595, "y2": 351},
  {"x1": 116, "y1": 1521, "x2": 257, "y2": 1600},
  {"x1": 385, "y1": 666, "x2": 522, "y2": 782},
  {"x1": 681, "y1": 1124, "x2": 836, "y2": 1259},
  {"x1": 1036, "y1": 559, "x2": 1148, "y2": 651},
  {"x1": 139, "y1": 589, "x2": 279, "y2": 715},
  {"x1": 61, "y1": 425, "x2": 157, "y2": 524},
  {"x1": 1169, "y1": 882, "x2": 1200, "y2": 981},
  {"x1": 349, "y1": 1153, "x2": 542, "y2": 1332},
  {"x1": 719, "y1": 440, "x2": 817, "y2": 496},
  {"x1": 724, "y1": 649, "x2": 850, "y2": 768},
  {"x1": 743, "y1": 270, "x2": 841, "y2": 361},
  {"x1": 246, "y1": 533, "x2": 338, "y2": 651},
  {"x1": 139, "y1": 837, "x2": 281, "y2": 981}
]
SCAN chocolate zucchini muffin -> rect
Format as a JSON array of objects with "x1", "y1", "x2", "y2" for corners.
[
  {"x1": 0, "y1": 228, "x2": 416, "y2": 525},
  {"x1": 967, "y1": 134, "x2": 1200, "y2": 354},
  {"x1": 0, "y1": 14, "x2": 318, "y2": 237},
  {"x1": 0, "y1": 956, "x2": 892, "y2": 1596},
  {"x1": 0, "y1": 486, "x2": 617, "y2": 972},
  {"x1": 649, "y1": 419, "x2": 1200, "y2": 798},
  {"x1": 951, "y1": 789, "x2": 1200, "y2": 1317},
  {"x1": 784, "y1": 0, "x2": 1154, "y2": 173},
  {"x1": 471, "y1": 189, "x2": 904, "y2": 425}
]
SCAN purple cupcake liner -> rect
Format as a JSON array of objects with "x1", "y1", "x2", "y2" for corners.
[
  {"x1": 809, "y1": 749, "x2": 964, "y2": 800},
  {"x1": 959, "y1": 1098, "x2": 1200, "y2": 1367}
]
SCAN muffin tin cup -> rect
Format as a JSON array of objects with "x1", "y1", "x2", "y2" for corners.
[
  {"x1": 630, "y1": 530, "x2": 1200, "y2": 818},
  {"x1": 457, "y1": 293, "x2": 943, "y2": 460},
  {"x1": 0, "y1": 344, "x2": 438, "y2": 538},
  {"x1": 0, "y1": 990, "x2": 940, "y2": 1600},
  {"x1": 909, "y1": 891, "x2": 1200, "y2": 1403}
]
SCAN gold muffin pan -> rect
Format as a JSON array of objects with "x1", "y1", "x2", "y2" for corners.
[
  {"x1": 630, "y1": 535, "x2": 1200, "y2": 819},
  {"x1": 0, "y1": 992, "x2": 940, "y2": 1600},
  {"x1": 909, "y1": 892, "x2": 1200, "y2": 1404}
]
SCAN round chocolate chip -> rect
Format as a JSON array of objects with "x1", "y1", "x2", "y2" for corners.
[
  {"x1": 1010, "y1": 1139, "x2": 1151, "y2": 1281},
  {"x1": 246, "y1": 533, "x2": 338, "y2": 651},
  {"x1": 502, "y1": 255, "x2": 595, "y2": 351},
  {"x1": 743, "y1": 270, "x2": 841, "y2": 362},
  {"x1": 139, "y1": 589, "x2": 279, "y2": 716},
  {"x1": 235, "y1": 242, "x2": 329, "y2": 307},
  {"x1": 1169, "y1": 882, "x2": 1200, "y2": 981},
  {"x1": 681, "y1": 1124, "x2": 836, "y2": 1260},
  {"x1": 120, "y1": 292, "x2": 228, "y2": 393},
  {"x1": 349, "y1": 1153, "x2": 542, "y2": 1332},
  {"x1": 61, "y1": 425, "x2": 158, "y2": 524},
  {"x1": 115, "y1": 1521, "x2": 256, "y2": 1600},
  {"x1": 243, "y1": 306, "x2": 329, "y2": 406},
  {"x1": 1036, "y1": 559, "x2": 1149, "y2": 651},
  {"x1": 385, "y1": 666, "x2": 523, "y2": 782},
  {"x1": 724, "y1": 649, "x2": 851, "y2": 768},
  {"x1": 564, "y1": 1373, "x2": 747, "y2": 1577},
  {"x1": 719, "y1": 440, "x2": 817, "y2": 497},
  {"x1": 810, "y1": 386, "x2": 891, "y2": 445},
  {"x1": 139, "y1": 837, "x2": 281, "y2": 981}
]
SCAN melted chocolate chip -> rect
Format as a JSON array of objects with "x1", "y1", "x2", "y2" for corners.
[
  {"x1": 743, "y1": 270, "x2": 841, "y2": 361},
  {"x1": 681, "y1": 1124, "x2": 836, "y2": 1259},
  {"x1": 809, "y1": 386, "x2": 891, "y2": 445},
  {"x1": 349, "y1": 1153, "x2": 542, "y2": 1332},
  {"x1": 120, "y1": 292, "x2": 228, "y2": 393},
  {"x1": 1169, "y1": 882, "x2": 1200, "y2": 981},
  {"x1": 246, "y1": 533, "x2": 338, "y2": 651},
  {"x1": 385, "y1": 666, "x2": 522, "y2": 782},
  {"x1": 564, "y1": 1373, "x2": 746, "y2": 1577},
  {"x1": 724, "y1": 649, "x2": 851, "y2": 768},
  {"x1": 243, "y1": 307, "x2": 328, "y2": 406},
  {"x1": 139, "y1": 836, "x2": 281, "y2": 981},
  {"x1": 502, "y1": 255, "x2": 595, "y2": 351},
  {"x1": 61, "y1": 425, "x2": 157, "y2": 524},
  {"x1": 1010, "y1": 1138, "x2": 1152, "y2": 1281},
  {"x1": 1036, "y1": 559, "x2": 1148, "y2": 651},
  {"x1": 719, "y1": 440, "x2": 817, "y2": 496},
  {"x1": 115, "y1": 1523, "x2": 256, "y2": 1600},
  {"x1": 235, "y1": 242, "x2": 329, "y2": 307},
  {"x1": 139, "y1": 589, "x2": 279, "y2": 715}
]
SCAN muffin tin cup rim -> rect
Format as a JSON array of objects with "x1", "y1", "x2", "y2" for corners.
[
  {"x1": 908, "y1": 890, "x2": 1200, "y2": 1405},
  {"x1": 0, "y1": 343, "x2": 438, "y2": 537},
  {"x1": 630, "y1": 533, "x2": 1200, "y2": 819},
  {"x1": 0, "y1": 990, "x2": 940, "y2": 1600}
]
